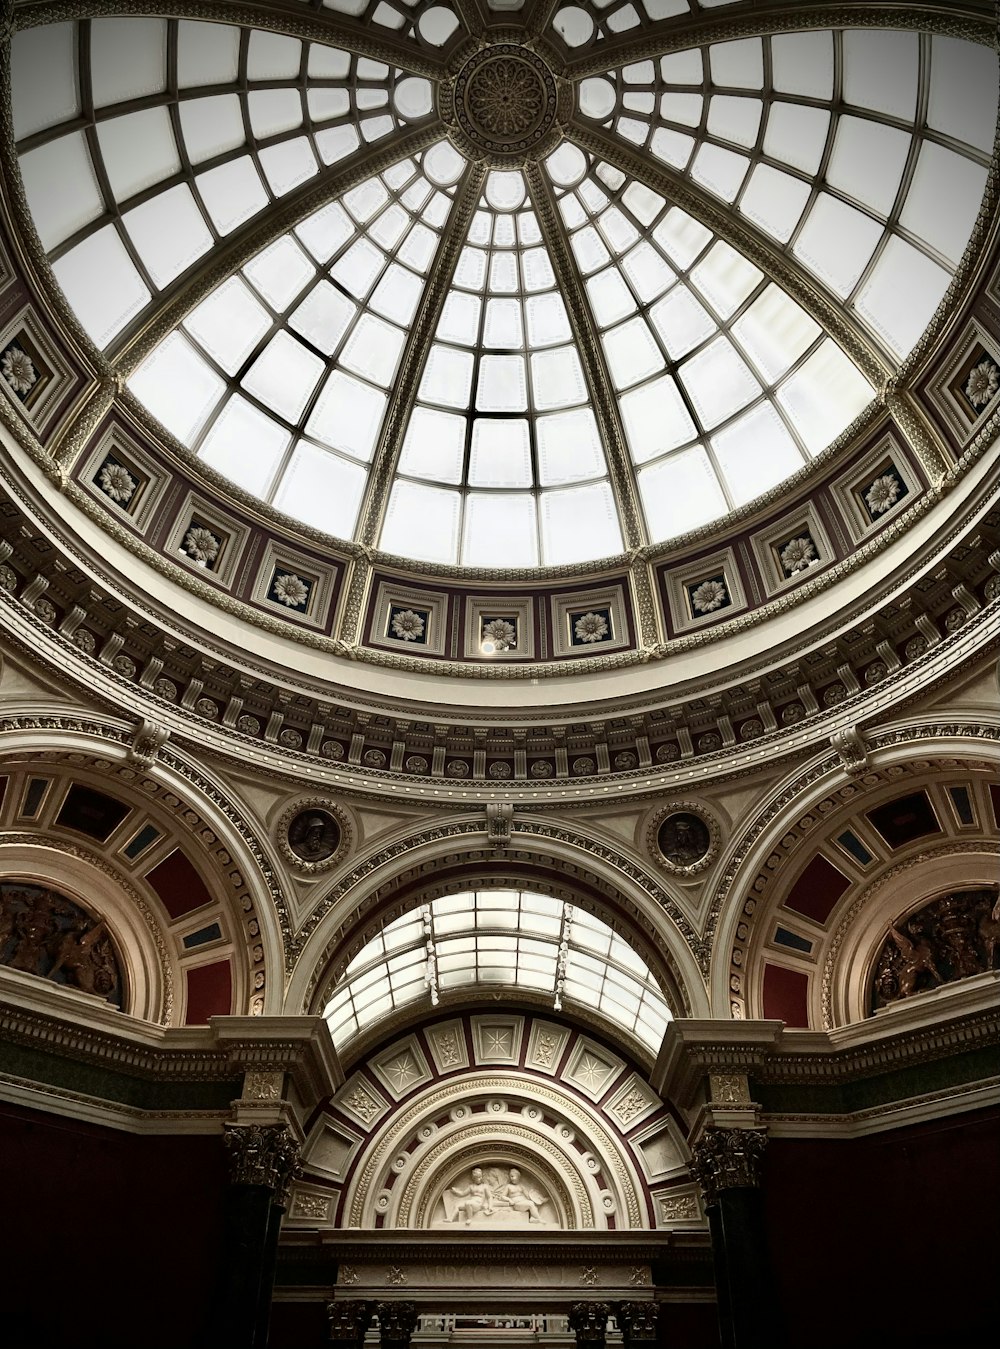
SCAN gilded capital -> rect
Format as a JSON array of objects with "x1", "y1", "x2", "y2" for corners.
[
  {"x1": 222, "y1": 1123, "x2": 301, "y2": 1200},
  {"x1": 375, "y1": 1300, "x2": 419, "y2": 1348},
  {"x1": 616, "y1": 1300, "x2": 659, "y2": 1346},
  {"x1": 690, "y1": 1126, "x2": 768, "y2": 1206}
]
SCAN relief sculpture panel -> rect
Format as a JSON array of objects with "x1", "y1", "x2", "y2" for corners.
[{"x1": 432, "y1": 1161, "x2": 560, "y2": 1229}]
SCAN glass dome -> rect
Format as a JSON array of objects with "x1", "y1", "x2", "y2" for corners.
[{"x1": 12, "y1": 8, "x2": 998, "y2": 567}]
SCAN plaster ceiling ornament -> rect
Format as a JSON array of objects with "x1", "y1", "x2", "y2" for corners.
[
  {"x1": 443, "y1": 43, "x2": 564, "y2": 162},
  {"x1": 273, "y1": 797, "x2": 349, "y2": 875}
]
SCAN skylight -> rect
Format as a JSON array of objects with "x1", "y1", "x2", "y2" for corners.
[
  {"x1": 324, "y1": 889, "x2": 673, "y2": 1052},
  {"x1": 11, "y1": 13, "x2": 998, "y2": 567}
]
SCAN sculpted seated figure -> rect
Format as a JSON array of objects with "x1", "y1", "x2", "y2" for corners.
[
  {"x1": 492, "y1": 1167, "x2": 543, "y2": 1222},
  {"x1": 448, "y1": 1167, "x2": 494, "y2": 1225}
]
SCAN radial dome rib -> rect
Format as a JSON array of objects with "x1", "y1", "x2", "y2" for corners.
[
  {"x1": 127, "y1": 144, "x2": 464, "y2": 540},
  {"x1": 381, "y1": 165, "x2": 625, "y2": 567},
  {"x1": 576, "y1": 28, "x2": 999, "y2": 359}
]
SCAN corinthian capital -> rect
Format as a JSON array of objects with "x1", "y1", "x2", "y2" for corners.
[
  {"x1": 222, "y1": 1123, "x2": 301, "y2": 1198},
  {"x1": 690, "y1": 1126, "x2": 767, "y2": 1206},
  {"x1": 568, "y1": 1302, "x2": 611, "y2": 1346}
]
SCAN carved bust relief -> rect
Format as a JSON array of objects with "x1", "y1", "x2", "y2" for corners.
[
  {"x1": 430, "y1": 1161, "x2": 561, "y2": 1229},
  {"x1": 276, "y1": 798, "x2": 351, "y2": 874},
  {"x1": 649, "y1": 803, "x2": 720, "y2": 875}
]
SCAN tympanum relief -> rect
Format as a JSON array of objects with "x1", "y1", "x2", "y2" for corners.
[
  {"x1": 434, "y1": 1163, "x2": 559, "y2": 1229},
  {"x1": 872, "y1": 887, "x2": 1000, "y2": 1010},
  {"x1": 0, "y1": 882, "x2": 122, "y2": 1006}
]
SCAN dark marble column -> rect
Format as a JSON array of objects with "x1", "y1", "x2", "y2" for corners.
[
  {"x1": 208, "y1": 1123, "x2": 301, "y2": 1349},
  {"x1": 376, "y1": 1301, "x2": 419, "y2": 1348},
  {"x1": 691, "y1": 1127, "x2": 779, "y2": 1349},
  {"x1": 615, "y1": 1300, "x2": 659, "y2": 1347},
  {"x1": 327, "y1": 1299, "x2": 375, "y2": 1348},
  {"x1": 568, "y1": 1301, "x2": 611, "y2": 1347}
]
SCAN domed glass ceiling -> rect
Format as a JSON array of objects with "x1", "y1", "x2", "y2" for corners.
[
  {"x1": 11, "y1": 7, "x2": 998, "y2": 567},
  {"x1": 324, "y1": 888, "x2": 672, "y2": 1052}
]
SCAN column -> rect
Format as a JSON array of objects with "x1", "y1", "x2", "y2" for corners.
[
  {"x1": 615, "y1": 1301, "x2": 659, "y2": 1347},
  {"x1": 208, "y1": 1122, "x2": 301, "y2": 1349},
  {"x1": 691, "y1": 1126, "x2": 778, "y2": 1349},
  {"x1": 568, "y1": 1301, "x2": 610, "y2": 1347},
  {"x1": 327, "y1": 1300, "x2": 375, "y2": 1348},
  {"x1": 376, "y1": 1301, "x2": 419, "y2": 1348}
]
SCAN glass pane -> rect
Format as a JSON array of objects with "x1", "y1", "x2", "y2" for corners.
[
  {"x1": 399, "y1": 408, "x2": 466, "y2": 484},
  {"x1": 776, "y1": 339, "x2": 874, "y2": 453},
  {"x1": 242, "y1": 331, "x2": 324, "y2": 424},
  {"x1": 273, "y1": 442, "x2": 366, "y2": 537},
  {"x1": 381, "y1": 481, "x2": 461, "y2": 563},
  {"x1": 462, "y1": 494, "x2": 538, "y2": 567},
  {"x1": 540, "y1": 483, "x2": 622, "y2": 565},
  {"x1": 711, "y1": 403, "x2": 804, "y2": 505},
  {"x1": 199, "y1": 395, "x2": 289, "y2": 497},
  {"x1": 53, "y1": 226, "x2": 151, "y2": 348},
  {"x1": 128, "y1": 332, "x2": 224, "y2": 445},
  {"x1": 639, "y1": 448, "x2": 727, "y2": 541},
  {"x1": 469, "y1": 420, "x2": 532, "y2": 487}
]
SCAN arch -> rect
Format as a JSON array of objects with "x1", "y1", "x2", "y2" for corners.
[
  {"x1": 0, "y1": 712, "x2": 288, "y2": 1019},
  {"x1": 710, "y1": 717, "x2": 1000, "y2": 1024},
  {"x1": 285, "y1": 812, "x2": 711, "y2": 1024},
  {"x1": 310, "y1": 1011, "x2": 693, "y2": 1235}
]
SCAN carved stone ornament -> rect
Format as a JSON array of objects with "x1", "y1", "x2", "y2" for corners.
[
  {"x1": 568, "y1": 1301, "x2": 611, "y2": 1346},
  {"x1": 872, "y1": 886, "x2": 1000, "y2": 1010},
  {"x1": 0, "y1": 881, "x2": 123, "y2": 1006},
  {"x1": 830, "y1": 725, "x2": 869, "y2": 776},
  {"x1": 222, "y1": 1123, "x2": 301, "y2": 1202},
  {"x1": 486, "y1": 800, "x2": 513, "y2": 849},
  {"x1": 616, "y1": 1300, "x2": 659, "y2": 1346},
  {"x1": 432, "y1": 1160, "x2": 559, "y2": 1229},
  {"x1": 689, "y1": 1127, "x2": 768, "y2": 1207},
  {"x1": 648, "y1": 803, "x2": 720, "y2": 876},
  {"x1": 327, "y1": 1299, "x2": 374, "y2": 1348},
  {"x1": 126, "y1": 717, "x2": 168, "y2": 768},
  {"x1": 444, "y1": 44, "x2": 562, "y2": 161},
  {"x1": 276, "y1": 797, "x2": 351, "y2": 874},
  {"x1": 376, "y1": 1300, "x2": 419, "y2": 1348}
]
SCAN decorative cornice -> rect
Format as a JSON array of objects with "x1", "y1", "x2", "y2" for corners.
[
  {"x1": 655, "y1": 997, "x2": 1000, "y2": 1115},
  {"x1": 0, "y1": 985, "x2": 341, "y2": 1125}
]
